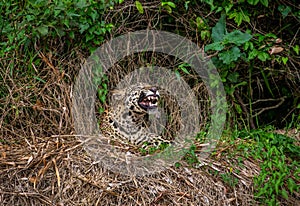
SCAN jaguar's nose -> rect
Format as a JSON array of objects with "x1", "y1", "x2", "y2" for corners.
[{"x1": 150, "y1": 87, "x2": 157, "y2": 93}]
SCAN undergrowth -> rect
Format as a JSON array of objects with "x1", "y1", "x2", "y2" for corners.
[{"x1": 191, "y1": 127, "x2": 300, "y2": 205}]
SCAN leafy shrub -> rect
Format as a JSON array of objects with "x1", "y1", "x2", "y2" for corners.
[{"x1": 0, "y1": 0, "x2": 117, "y2": 57}]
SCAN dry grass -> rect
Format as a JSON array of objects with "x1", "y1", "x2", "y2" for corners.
[
  {"x1": 0, "y1": 134, "x2": 258, "y2": 205},
  {"x1": 0, "y1": 42, "x2": 258, "y2": 206}
]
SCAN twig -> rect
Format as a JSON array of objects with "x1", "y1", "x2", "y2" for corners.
[{"x1": 252, "y1": 96, "x2": 286, "y2": 117}]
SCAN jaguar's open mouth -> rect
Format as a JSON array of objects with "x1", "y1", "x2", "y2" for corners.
[{"x1": 138, "y1": 94, "x2": 159, "y2": 110}]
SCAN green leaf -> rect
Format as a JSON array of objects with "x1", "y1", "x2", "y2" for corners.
[
  {"x1": 196, "y1": 16, "x2": 205, "y2": 29},
  {"x1": 244, "y1": 14, "x2": 250, "y2": 23},
  {"x1": 278, "y1": 5, "x2": 292, "y2": 19},
  {"x1": 205, "y1": 42, "x2": 224, "y2": 51},
  {"x1": 184, "y1": 1, "x2": 190, "y2": 10},
  {"x1": 287, "y1": 178, "x2": 296, "y2": 193},
  {"x1": 260, "y1": 0, "x2": 268, "y2": 7},
  {"x1": 247, "y1": 0, "x2": 259, "y2": 5},
  {"x1": 244, "y1": 41, "x2": 250, "y2": 50},
  {"x1": 79, "y1": 23, "x2": 89, "y2": 34},
  {"x1": 98, "y1": 107, "x2": 105, "y2": 114},
  {"x1": 203, "y1": 0, "x2": 215, "y2": 11},
  {"x1": 223, "y1": 30, "x2": 252, "y2": 45},
  {"x1": 234, "y1": 81, "x2": 247, "y2": 88},
  {"x1": 135, "y1": 1, "x2": 144, "y2": 14},
  {"x1": 282, "y1": 57, "x2": 288, "y2": 65},
  {"x1": 248, "y1": 49, "x2": 258, "y2": 60},
  {"x1": 200, "y1": 30, "x2": 210, "y2": 40},
  {"x1": 69, "y1": 31, "x2": 75, "y2": 39},
  {"x1": 227, "y1": 72, "x2": 239, "y2": 83},
  {"x1": 235, "y1": 104, "x2": 242, "y2": 113},
  {"x1": 212, "y1": 13, "x2": 227, "y2": 42},
  {"x1": 219, "y1": 46, "x2": 241, "y2": 64},
  {"x1": 76, "y1": 0, "x2": 89, "y2": 9},
  {"x1": 281, "y1": 189, "x2": 289, "y2": 199},
  {"x1": 260, "y1": 67, "x2": 274, "y2": 97},
  {"x1": 178, "y1": 63, "x2": 190, "y2": 74},
  {"x1": 224, "y1": 4, "x2": 233, "y2": 13},
  {"x1": 292, "y1": 45, "x2": 299, "y2": 55},
  {"x1": 34, "y1": 76, "x2": 46, "y2": 83},
  {"x1": 37, "y1": 25, "x2": 49, "y2": 36},
  {"x1": 229, "y1": 11, "x2": 243, "y2": 26},
  {"x1": 257, "y1": 52, "x2": 269, "y2": 61},
  {"x1": 163, "y1": 5, "x2": 173, "y2": 13},
  {"x1": 162, "y1": 1, "x2": 176, "y2": 8}
]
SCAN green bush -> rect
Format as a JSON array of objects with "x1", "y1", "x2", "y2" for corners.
[{"x1": 0, "y1": 0, "x2": 117, "y2": 57}]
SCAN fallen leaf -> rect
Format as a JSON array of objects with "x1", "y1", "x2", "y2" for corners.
[
  {"x1": 269, "y1": 46, "x2": 284, "y2": 54},
  {"x1": 275, "y1": 38, "x2": 282, "y2": 43}
]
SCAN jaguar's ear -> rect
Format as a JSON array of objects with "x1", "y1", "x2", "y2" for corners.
[{"x1": 110, "y1": 89, "x2": 124, "y2": 102}]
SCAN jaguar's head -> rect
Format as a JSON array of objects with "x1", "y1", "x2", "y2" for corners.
[
  {"x1": 110, "y1": 83, "x2": 160, "y2": 115},
  {"x1": 125, "y1": 84, "x2": 160, "y2": 113},
  {"x1": 137, "y1": 86, "x2": 160, "y2": 110}
]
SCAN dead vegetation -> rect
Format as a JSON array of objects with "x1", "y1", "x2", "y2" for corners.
[
  {"x1": 0, "y1": 34, "x2": 257, "y2": 206},
  {"x1": 0, "y1": 134, "x2": 259, "y2": 205}
]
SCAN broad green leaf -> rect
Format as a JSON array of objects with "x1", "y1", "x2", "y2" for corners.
[
  {"x1": 281, "y1": 57, "x2": 288, "y2": 65},
  {"x1": 223, "y1": 30, "x2": 252, "y2": 45},
  {"x1": 244, "y1": 41, "x2": 250, "y2": 50},
  {"x1": 205, "y1": 42, "x2": 224, "y2": 51},
  {"x1": 257, "y1": 52, "x2": 269, "y2": 61},
  {"x1": 212, "y1": 13, "x2": 227, "y2": 42},
  {"x1": 247, "y1": 0, "x2": 259, "y2": 5},
  {"x1": 135, "y1": 1, "x2": 144, "y2": 14},
  {"x1": 219, "y1": 46, "x2": 241, "y2": 64},
  {"x1": 278, "y1": 5, "x2": 291, "y2": 19},
  {"x1": 236, "y1": 12, "x2": 244, "y2": 26},
  {"x1": 248, "y1": 49, "x2": 258, "y2": 60}
]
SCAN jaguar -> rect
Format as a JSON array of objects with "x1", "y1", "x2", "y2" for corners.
[{"x1": 99, "y1": 83, "x2": 170, "y2": 150}]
